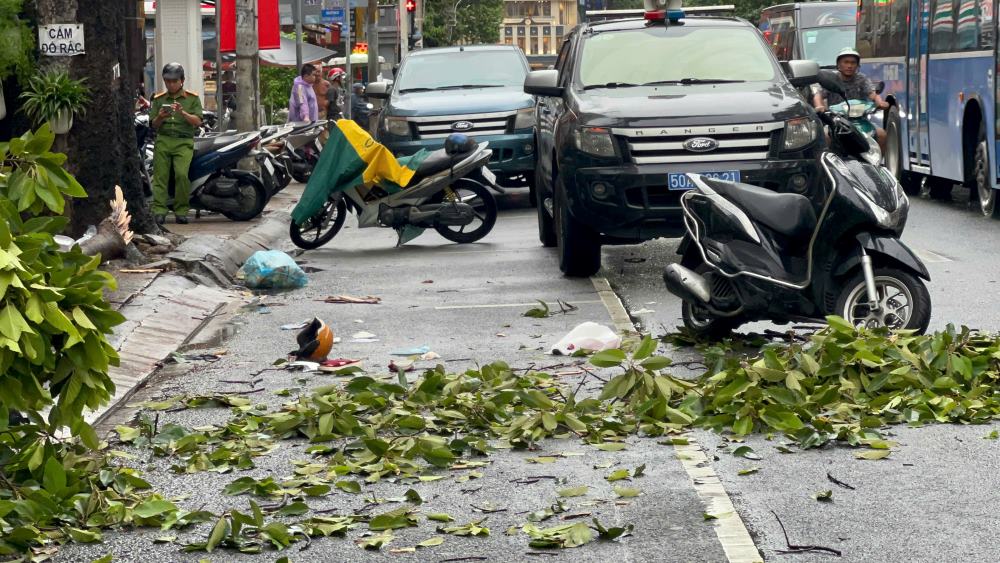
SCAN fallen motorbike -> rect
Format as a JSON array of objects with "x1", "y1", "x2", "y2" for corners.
[
  {"x1": 136, "y1": 117, "x2": 268, "y2": 221},
  {"x1": 662, "y1": 73, "x2": 930, "y2": 338},
  {"x1": 290, "y1": 134, "x2": 503, "y2": 249}
]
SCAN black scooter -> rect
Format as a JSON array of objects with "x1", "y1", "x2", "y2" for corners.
[{"x1": 662, "y1": 72, "x2": 931, "y2": 338}]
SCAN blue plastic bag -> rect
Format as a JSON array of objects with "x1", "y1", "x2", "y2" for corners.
[{"x1": 240, "y1": 250, "x2": 308, "y2": 289}]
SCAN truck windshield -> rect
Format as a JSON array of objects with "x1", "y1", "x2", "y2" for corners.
[
  {"x1": 799, "y1": 26, "x2": 855, "y2": 67},
  {"x1": 578, "y1": 27, "x2": 776, "y2": 87},
  {"x1": 396, "y1": 51, "x2": 528, "y2": 93}
]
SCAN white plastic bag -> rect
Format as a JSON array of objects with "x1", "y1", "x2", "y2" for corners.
[{"x1": 550, "y1": 322, "x2": 621, "y2": 355}]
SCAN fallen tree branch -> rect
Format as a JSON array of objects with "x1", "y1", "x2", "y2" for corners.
[
  {"x1": 771, "y1": 510, "x2": 842, "y2": 557},
  {"x1": 826, "y1": 472, "x2": 856, "y2": 490}
]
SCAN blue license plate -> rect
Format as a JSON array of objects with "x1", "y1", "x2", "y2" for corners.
[{"x1": 667, "y1": 170, "x2": 741, "y2": 191}]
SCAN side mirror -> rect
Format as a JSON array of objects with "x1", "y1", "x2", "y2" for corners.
[
  {"x1": 524, "y1": 70, "x2": 564, "y2": 97},
  {"x1": 783, "y1": 60, "x2": 820, "y2": 87},
  {"x1": 366, "y1": 81, "x2": 391, "y2": 100},
  {"x1": 816, "y1": 69, "x2": 847, "y2": 98},
  {"x1": 392, "y1": 63, "x2": 400, "y2": 78},
  {"x1": 875, "y1": 81, "x2": 885, "y2": 95}
]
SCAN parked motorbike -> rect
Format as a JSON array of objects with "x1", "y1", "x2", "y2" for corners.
[
  {"x1": 662, "y1": 73, "x2": 930, "y2": 338},
  {"x1": 135, "y1": 118, "x2": 268, "y2": 221},
  {"x1": 283, "y1": 121, "x2": 327, "y2": 183},
  {"x1": 290, "y1": 137, "x2": 503, "y2": 249},
  {"x1": 254, "y1": 124, "x2": 295, "y2": 197}
]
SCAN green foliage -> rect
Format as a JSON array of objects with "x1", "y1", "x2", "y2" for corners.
[
  {"x1": 260, "y1": 66, "x2": 298, "y2": 124},
  {"x1": 0, "y1": 0, "x2": 35, "y2": 82},
  {"x1": 18, "y1": 72, "x2": 91, "y2": 128},
  {"x1": 423, "y1": 0, "x2": 504, "y2": 47},
  {"x1": 0, "y1": 125, "x2": 132, "y2": 556}
]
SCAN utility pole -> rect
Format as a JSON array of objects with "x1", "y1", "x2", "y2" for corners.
[
  {"x1": 344, "y1": 2, "x2": 353, "y2": 119},
  {"x1": 234, "y1": 0, "x2": 260, "y2": 132},
  {"x1": 215, "y1": 0, "x2": 224, "y2": 131},
  {"x1": 367, "y1": 0, "x2": 379, "y2": 83},
  {"x1": 295, "y1": 0, "x2": 304, "y2": 70},
  {"x1": 398, "y1": 1, "x2": 409, "y2": 60}
]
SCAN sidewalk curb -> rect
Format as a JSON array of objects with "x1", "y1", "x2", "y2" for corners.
[
  {"x1": 88, "y1": 210, "x2": 294, "y2": 426},
  {"x1": 167, "y1": 211, "x2": 291, "y2": 285}
]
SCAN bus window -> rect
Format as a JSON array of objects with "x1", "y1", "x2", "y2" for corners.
[
  {"x1": 930, "y1": 0, "x2": 956, "y2": 52},
  {"x1": 872, "y1": 0, "x2": 895, "y2": 56},
  {"x1": 888, "y1": 0, "x2": 909, "y2": 56},
  {"x1": 857, "y1": 0, "x2": 876, "y2": 57},
  {"x1": 955, "y1": 0, "x2": 979, "y2": 49}
]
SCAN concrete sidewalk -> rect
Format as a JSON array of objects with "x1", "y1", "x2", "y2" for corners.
[{"x1": 90, "y1": 184, "x2": 303, "y2": 425}]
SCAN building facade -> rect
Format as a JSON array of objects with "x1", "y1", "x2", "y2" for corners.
[{"x1": 501, "y1": 0, "x2": 581, "y2": 56}]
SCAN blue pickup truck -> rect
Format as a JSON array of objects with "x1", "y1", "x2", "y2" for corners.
[{"x1": 366, "y1": 45, "x2": 537, "y2": 197}]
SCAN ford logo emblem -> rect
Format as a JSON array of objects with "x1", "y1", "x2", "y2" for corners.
[
  {"x1": 683, "y1": 137, "x2": 718, "y2": 152},
  {"x1": 452, "y1": 121, "x2": 474, "y2": 131}
]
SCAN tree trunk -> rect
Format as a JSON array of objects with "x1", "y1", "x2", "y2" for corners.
[
  {"x1": 234, "y1": 0, "x2": 260, "y2": 133},
  {"x1": 32, "y1": 0, "x2": 158, "y2": 236}
]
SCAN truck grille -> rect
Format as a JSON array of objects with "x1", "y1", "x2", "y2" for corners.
[
  {"x1": 612, "y1": 122, "x2": 783, "y2": 165},
  {"x1": 408, "y1": 111, "x2": 515, "y2": 140}
]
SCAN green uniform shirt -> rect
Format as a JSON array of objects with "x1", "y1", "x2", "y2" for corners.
[{"x1": 149, "y1": 89, "x2": 203, "y2": 138}]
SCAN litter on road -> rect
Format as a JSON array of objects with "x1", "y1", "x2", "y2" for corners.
[
  {"x1": 240, "y1": 250, "x2": 308, "y2": 289},
  {"x1": 550, "y1": 322, "x2": 621, "y2": 355},
  {"x1": 321, "y1": 294, "x2": 382, "y2": 304}
]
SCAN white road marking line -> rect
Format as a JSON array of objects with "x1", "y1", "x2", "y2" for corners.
[
  {"x1": 434, "y1": 300, "x2": 603, "y2": 310},
  {"x1": 591, "y1": 275, "x2": 764, "y2": 563},
  {"x1": 913, "y1": 248, "x2": 952, "y2": 263}
]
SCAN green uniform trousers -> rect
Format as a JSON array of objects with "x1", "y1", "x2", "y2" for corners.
[{"x1": 152, "y1": 135, "x2": 195, "y2": 216}]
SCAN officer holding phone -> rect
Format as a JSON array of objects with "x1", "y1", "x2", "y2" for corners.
[{"x1": 149, "y1": 62, "x2": 203, "y2": 225}]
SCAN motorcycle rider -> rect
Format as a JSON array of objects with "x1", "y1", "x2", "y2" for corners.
[
  {"x1": 812, "y1": 47, "x2": 889, "y2": 153},
  {"x1": 149, "y1": 63, "x2": 203, "y2": 225},
  {"x1": 327, "y1": 68, "x2": 346, "y2": 121}
]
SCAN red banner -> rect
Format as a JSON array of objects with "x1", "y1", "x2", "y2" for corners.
[
  {"x1": 218, "y1": 0, "x2": 236, "y2": 52},
  {"x1": 258, "y1": 0, "x2": 280, "y2": 50}
]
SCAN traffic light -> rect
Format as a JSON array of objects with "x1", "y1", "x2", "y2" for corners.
[{"x1": 405, "y1": 0, "x2": 416, "y2": 12}]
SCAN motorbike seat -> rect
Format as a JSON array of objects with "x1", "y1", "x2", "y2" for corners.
[
  {"x1": 408, "y1": 146, "x2": 476, "y2": 185},
  {"x1": 193, "y1": 134, "x2": 248, "y2": 159},
  {"x1": 704, "y1": 177, "x2": 817, "y2": 238}
]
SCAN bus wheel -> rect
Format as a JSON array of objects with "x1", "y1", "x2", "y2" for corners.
[
  {"x1": 886, "y1": 107, "x2": 919, "y2": 195},
  {"x1": 974, "y1": 135, "x2": 1000, "y2": 218}
]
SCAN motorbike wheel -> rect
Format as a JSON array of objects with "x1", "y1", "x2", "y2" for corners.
[
  {"x1": 536, "y1": 167, "x2": 556, "y2": 247},
  {"x1": 290, "y1": 164, "x2": 312, "y2": 184},
  {"x1": 679, "y1": 262, "x2": 742, "y2": 340},
  {"x1": 289, "y1": 196, "x2": 347, "y2": 250},
  {"x1": 835, "y1": 267, "x2": 931, "y2": 334},
  {"x1": 221, "y1": 177, "x2": 268, "y2": 221},
  {"x1": 433, "y1": 179, "x2": 498, "y2": 244}
]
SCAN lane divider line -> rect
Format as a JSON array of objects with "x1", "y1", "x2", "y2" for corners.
[
  {"x1": 434, "y1": 299, "x2": 603, "y2": 310},
  {"x1": 590, "y1": 276, "x2": 764, "y2": 563}
]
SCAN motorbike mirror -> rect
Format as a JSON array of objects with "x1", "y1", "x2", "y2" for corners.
[
  {"x1": 875, "y1": 81, "x2": 885, "y2": 95},
  {"x1": 816, "y1": 69, "x2": 847, "y2": 98},
  {"x1": 783, "y1": 60, "x2": 820, "y2": 87}
]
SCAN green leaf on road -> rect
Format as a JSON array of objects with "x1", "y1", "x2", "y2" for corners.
[
  {"x1": 605, "y1": 469, "x2": 630, "y2": 482},
  {"x1": 613, "y1": 486, "x2": 641, "y2": 498},
  {"x1": 558, "y1": 486, "x2": 589, "y2": 498},
  {"x1": 856, "y1": 450, "x2": 891, "y2": 460},
  {"x1": 814, "y1": 490, "x2": 833, "y2": 502},
  {"x1": 426, "y1": 513, "x2": 455, "y2": 522}
]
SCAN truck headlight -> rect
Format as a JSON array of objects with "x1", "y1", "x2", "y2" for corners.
[
  {"x1": 574, "y1": 127, "x2": 617, "y2": 157},
  {"x1": 513, "y1": 107, "x2": 535, "y2": 130},
  {"x1": 783, "y1": 117, "x2": 818, "y2": 151},
  {"x1": 385, "y1": 117, "x2": 410, "y2": 138}
]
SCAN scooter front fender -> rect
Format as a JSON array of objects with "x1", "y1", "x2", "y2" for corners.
[{"x1": 833, "y1": 233, "x2": 930, "y2": 281}]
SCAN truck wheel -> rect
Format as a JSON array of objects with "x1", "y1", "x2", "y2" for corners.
[
  {"x1": 886, "y1": 107, "x2": 920, "y2": 195},
  {"x1": 536, "y1": 168, "x2": 556, "y2": 247},
  {"x1": 554, "y1": 174, "x2": 601, "y2": 277}
]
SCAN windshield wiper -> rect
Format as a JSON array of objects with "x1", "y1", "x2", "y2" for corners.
[
  {"x1": 582, "y1": 82, "x2": 640, "y2": 90},
  {"x1": 642, "y1": 78, "x2": 746, "y2": 85},
  {"x1": 434, "y1": 84, "x2": 504, "y2": 90},
  {"x1": 398, "y1": 87, "x2": 436, "y2": 94}
]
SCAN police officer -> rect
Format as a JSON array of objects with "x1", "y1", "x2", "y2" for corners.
[{"x1": 149, "y1": 63, "x2": 203, "y2": 225}]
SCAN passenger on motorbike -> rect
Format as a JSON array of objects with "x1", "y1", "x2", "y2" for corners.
[{"x1": 811, "y1": 48, "x2": 889, "y2": 153}]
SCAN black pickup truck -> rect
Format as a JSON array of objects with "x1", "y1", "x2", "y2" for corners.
[{"x1": 526, "y1": 10, "x2": 823, "y2": 276}]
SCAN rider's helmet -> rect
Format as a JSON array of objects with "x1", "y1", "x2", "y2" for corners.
[
  {"x1": 445, "y1": 133, "x2": 476, "y2": 155},
  {"x1": 328, "y1": 68, "x2": 346, "y2": 82},
  {"x1": 292, "y1": 318, "x2": 334, "y2": 362},
  {"x1": 162, "y1": 62, "x2": 185, "y2": 81},
  {"x1": 835, "y1": 47, "x2": 861, "y2": 65}
]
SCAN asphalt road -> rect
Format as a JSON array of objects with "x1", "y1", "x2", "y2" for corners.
[{"x1": 65, "y1": 186, "x2": 1000, "y2": 562}]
